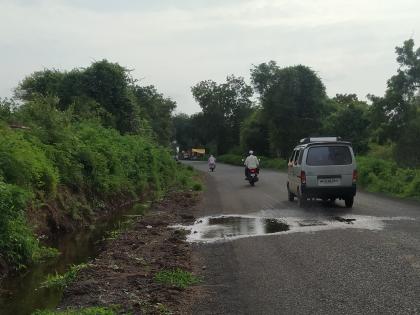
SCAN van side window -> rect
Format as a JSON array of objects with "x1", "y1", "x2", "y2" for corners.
[
  {"x1": 298, "y1": 149, "x2": 304, "y2": 164},
  {"x1": 293, "y1": 150, "x2": 299, "y2": 164},
  {"x1": 289, "y1": 150, "x2": 296, "y2": 163}
]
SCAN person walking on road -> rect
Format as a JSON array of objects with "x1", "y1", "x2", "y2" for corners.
[{"x1": 208, "y1": 154, "x2": 216, "y2": 171}]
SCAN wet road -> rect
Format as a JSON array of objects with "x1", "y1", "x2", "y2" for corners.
[{"x1": 187, "y1": 161, "x2": 420, "y2": 315}]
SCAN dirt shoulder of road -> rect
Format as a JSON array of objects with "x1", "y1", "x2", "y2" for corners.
[{"x1": 58, "y1": 190, "x2": 201, "y2": 314}]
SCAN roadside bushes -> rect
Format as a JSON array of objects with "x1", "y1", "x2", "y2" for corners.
[
  {"x1": 71, "y1": 122, "x2": 177, "y2": 197},
  {"x1": 217, "y1": 154, "x2": 287, "y2": 170},
  {"x1": 0, "y1": 181, "x2": 38, "y2": 270},
  {"x1": 0, "y1": 120, "x2": 186, "y2": 271},
  {"x1": 0, "y1": 128, "x2": 59, "y2": 195},
  {"x1": 357, "y1": 156, "x2": 420, "y2": 199},
  {"x1": 217, "y1": 154, "x2": 244, "y2": 166}
]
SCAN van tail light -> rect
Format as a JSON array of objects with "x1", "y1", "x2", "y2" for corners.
[
  {"x1": 300, "y1": 171, "x2": 306, "y2": 184},
  {"x1": 352, "y1": 170, "x2": 358, "y2": 183}
]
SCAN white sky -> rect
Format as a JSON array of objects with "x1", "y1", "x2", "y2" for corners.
[{"x1": 1, "y1": 0, "x2": 419, "y2": 114}]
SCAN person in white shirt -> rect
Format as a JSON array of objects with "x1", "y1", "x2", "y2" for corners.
[
  {"x1": 208, "y1": 154, "x2": 216, "y2": 170},
  {"x1": 244, "y1": 150, "x2": 259, "y2": 179}
]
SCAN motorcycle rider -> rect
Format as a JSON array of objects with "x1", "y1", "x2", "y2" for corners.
[
  {"x1": 244, "y1": 150, "x2": 259, "y2": 179},
  {"x1": 208, "y1": 154, "x2": 216, "y2": 171}
]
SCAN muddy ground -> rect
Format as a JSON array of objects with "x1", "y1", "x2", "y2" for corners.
[{"x1": 58, "y1": 191, "x2": 201, "y2": 315}]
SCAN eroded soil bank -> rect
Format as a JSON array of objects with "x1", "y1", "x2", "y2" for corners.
[{"x1": 57, "y1": 191, "x2": 201, "y2": 314}]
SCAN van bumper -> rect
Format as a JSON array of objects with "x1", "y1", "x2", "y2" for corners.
[{"x1": 301, "y1": 184, "x2": 356, "y2": 199}]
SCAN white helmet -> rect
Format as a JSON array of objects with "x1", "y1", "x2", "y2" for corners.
[{"x1": 249, "y1": 150, "x2": 254, "y2": 155}]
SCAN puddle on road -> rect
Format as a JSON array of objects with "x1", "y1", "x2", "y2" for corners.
[
  {"x1": 178, "y1": 213, "x2": 414, "y2": 243},
  {"x1": 200, "y1": 216, "x2": 289, "y2": 240}
]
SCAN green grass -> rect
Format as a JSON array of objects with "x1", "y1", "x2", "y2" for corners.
[
  {"x1": 40, "y1": 263, "x2": 88, "y2": 289},
  {"x1": 175, "y1": 163, "x2": 203, "y2": 191},
  {"x1": 154, "y1": 268, "x2": 201, "y2": 289},
  {"x1": 32, "y1": 306, "x2": 117, "y2": 315}
]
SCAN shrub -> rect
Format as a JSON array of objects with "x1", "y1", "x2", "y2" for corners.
[
  {"x1": 217, "y1": 154, "x2": 287, "y2": 170},
  {"x1": 192, "y1": 182, "x2": 203, "y2": 191},
  {"x1": 217, "y1": 154, "x2": 244, "y2": 166},
  {"x1": 0, "y1": 130, "x2": 59, "y2": 194},
  {"x1": 357, "y1": 156, "x2": 420, "y2": 199},
  {"x1": 0, "y1": 181, "x2": 39, "y2": 270}
]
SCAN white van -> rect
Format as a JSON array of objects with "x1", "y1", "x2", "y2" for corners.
[{"x1": 287, "y1": 137, "x2": 357, "y2": 208}]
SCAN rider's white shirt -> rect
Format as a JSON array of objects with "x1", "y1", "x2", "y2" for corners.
[{"x1": 244, "y1": 155, "x2": 259, "y2": 168}]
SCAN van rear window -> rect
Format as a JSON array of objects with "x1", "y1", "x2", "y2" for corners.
[{"x1": 306, "y1": 146, "x2": 352, "y2": 166}]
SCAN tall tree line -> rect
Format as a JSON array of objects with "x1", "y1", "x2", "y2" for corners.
[{"x1": 173, "y1": 38, "x2": 420, "y2": 167}]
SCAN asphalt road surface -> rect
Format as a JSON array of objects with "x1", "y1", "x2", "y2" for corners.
[{"x1": 186, "y1": 161, "x2": 420, "y2": 315}]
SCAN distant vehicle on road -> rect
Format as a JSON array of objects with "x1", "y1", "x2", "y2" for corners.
[{"x1": 287, "y1": 137, "x2": 357, "y2": 208}]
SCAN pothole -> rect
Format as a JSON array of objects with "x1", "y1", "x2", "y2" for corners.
[
  {"x1": 175, "y1": 213, "x2": 414, "y2": 243},
  {"x1": 194, "y1": 216, "x2": 289, "y2": 240}
]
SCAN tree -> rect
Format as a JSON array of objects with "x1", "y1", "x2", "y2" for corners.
[
  {"x1": 323, "y1": 94, "x2": 370, "y2": 154},
  {"x1": 172, "y1": 113, "x2": 193, "y2": 150},
  {"x1": 133, "y1": 85, "x2": 176, "y2": 145},
  {"x1": 369, "y1": 39, "x2": 420, "y2": 165},
  {"x1": 82, "y1": 60, "x2": 141, "y2": 134},
  {"x1": 191, "y1": 75, "x2": 253, "y2": 154},
  {"x1": 250, "y1": 60, "x2": 279, "y2": 96},
  {"x1": 240, "y1": 108, "x2": 270, "y2": 155},
  {"x1": 0, "y1": 98, "x2": 16, "y2": 123},
  {"x1": 15, "y1": 69, "x2": 65, "y2": 101},
  {"x1": 14, "y1": 60, "x2": 177, "y2": 139},
  {"x1": 369, "y1": 39, "x2": 420, "y2": 142},
  {"x1": 394, "y1": 97, "x2": 420, "y2": 167},
  {"x1": 251, "y1": 63, "x2": 326, "y2": 157}
]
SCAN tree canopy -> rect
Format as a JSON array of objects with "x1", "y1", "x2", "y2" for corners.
[
  {"x1": 15, "y1": 60, "x2": 175, "y2": 145},
  {"x1": 251, "y1": 63, "x2": 327, "y2": 157},
  {"x1": 172, "y1": 38, "x2": 420, "y2": 167},
  {"x1": 191, "y1": 75, "x2": 253, "y2": 154}
]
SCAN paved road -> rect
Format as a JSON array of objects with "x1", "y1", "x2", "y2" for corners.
[{"x1": 187, "y1": 161, "x2": 420, "y2": 315}]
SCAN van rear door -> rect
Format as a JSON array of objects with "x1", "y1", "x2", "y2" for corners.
[{"x1": 304, "y1": 145, "x2": 355, "y2": 187}]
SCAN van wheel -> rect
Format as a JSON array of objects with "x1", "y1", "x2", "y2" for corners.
[
  {"x1": 298, "y1": 194, "x2": 307, "y2": 207},
  {"x1": 288, "y1": 190, "x2": 295, "y2": 202},
  {"x1": 345, "y1": 197, "x2": 354, "y2": 208}
]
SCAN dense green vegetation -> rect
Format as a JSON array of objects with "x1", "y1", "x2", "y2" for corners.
[
  {"x1": 0, "y1": 60, "x2": 192, "y2": 272},
  {"x1": 173, "y1": 39, "x2": 420, "y2": 199},
  {"x1": 217, "y1": 154, "x2": 287, "y2": 171},
  {"x1": 357, "y1": 157, "x2": 420, "y2": 199}
]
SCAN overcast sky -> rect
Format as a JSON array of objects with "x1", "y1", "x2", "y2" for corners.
[{"x1": 1, "y1": 0, "x2": 419, "y2": 114}]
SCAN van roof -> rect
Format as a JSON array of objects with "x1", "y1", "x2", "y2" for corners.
[{"x1": 294, "y1": 140, "x2": 352, "y2": 149}]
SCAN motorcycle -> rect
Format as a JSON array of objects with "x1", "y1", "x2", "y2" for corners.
[
  {"x1": 247, "y1": 168, "x2": 259, "y2": 186},
  {"x1": 209, "y1": 163, "x2": 216, "y2": 172}
]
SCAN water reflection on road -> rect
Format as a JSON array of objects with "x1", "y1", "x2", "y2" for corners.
[{"x1": 181, "y1": 209, "x2": 413, "y2": 243}]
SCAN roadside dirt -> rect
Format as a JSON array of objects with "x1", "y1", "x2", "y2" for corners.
[{"x1": 58, "y1": 191, "x2": 201, "y2": 315}]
